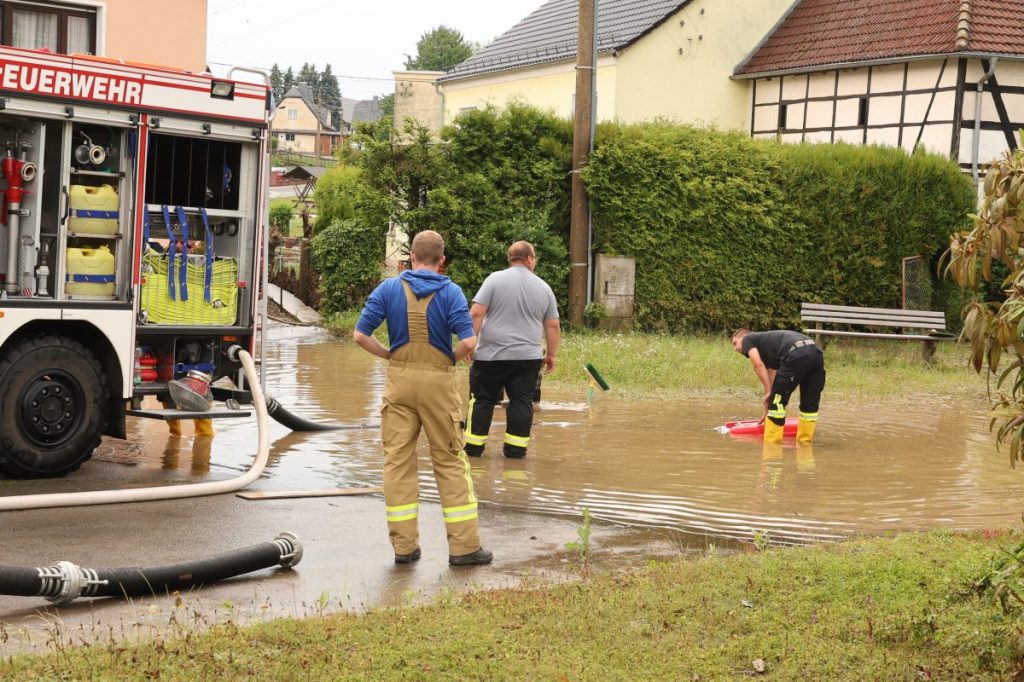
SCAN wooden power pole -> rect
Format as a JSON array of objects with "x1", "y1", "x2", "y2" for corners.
[{"x1": 568, "y1": 0, "x2": 596, "y2": 327}]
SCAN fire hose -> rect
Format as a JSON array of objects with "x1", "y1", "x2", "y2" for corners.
[
  {"x1": 0, "y1": 349, "x2": 268, "y2": 511},
  {"x1": 265, "y1": 396, "x2": 349, "y2": 431},
  {"x1": 0, "y1": 532, "x2": 301, "y2": 605}
]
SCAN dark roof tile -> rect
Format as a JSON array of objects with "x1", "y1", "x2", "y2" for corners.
[{"x1": 441, "y1": 0, "x2": 687, "y2": 82}]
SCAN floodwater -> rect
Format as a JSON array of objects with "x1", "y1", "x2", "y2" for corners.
[{"x1": 100, "y1": 325, "x2": 1024, "y2": 547}]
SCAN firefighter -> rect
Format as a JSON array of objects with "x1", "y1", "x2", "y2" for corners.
[
  {"x1": 731, "y1": 328, "x2": 825, "y2": 443},
  {"x1": 464, "y1": 241, "x2": 560, "y2": 459},
  {"x1": 353, "y1": 230, "x2": 492, "y2": 566}
]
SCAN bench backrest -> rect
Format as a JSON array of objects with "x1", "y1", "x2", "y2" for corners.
[{"x1": 800, "y1": 303, "x2": 946, "y2": 330}]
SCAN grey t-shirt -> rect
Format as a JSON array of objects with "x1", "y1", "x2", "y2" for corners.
[{"x1": 473, "y1": 265, "x2": 559, "y2": 361}]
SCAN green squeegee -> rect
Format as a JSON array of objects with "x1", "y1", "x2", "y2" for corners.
[{"x1": 585, "y1": 363, "x2": 610, "y2": 391}]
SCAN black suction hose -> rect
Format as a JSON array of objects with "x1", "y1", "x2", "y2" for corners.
[
  {"x1": 265, "y1": 396, "x2": 351, "y2": 432},
  {"x1": 0, "y1": 532, "x2": 302, "y2": 605},
  {"x1": 224, "y1": 344, "x2": 347, "y2": 432}
]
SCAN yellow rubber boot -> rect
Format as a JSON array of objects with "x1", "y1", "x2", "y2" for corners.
[
  {"x1": 194, "y1": 419, "x2": 215, "y2": 437},
  {"x1": 796, "y1": 417, "x2": 816, "y2": 443},
  {"x1": 796, "y1": 443, "x2": 815, "y2": 472},
  {"x1": 167, "y1": 419, "x2": 184, "y2": 437},
  {"x1": 763, "y1": 419, "x2": 784, "y2": 444}
]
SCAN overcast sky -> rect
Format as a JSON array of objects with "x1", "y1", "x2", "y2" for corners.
[{"x1": 206, "y1": 0, "x2": 546, "y2": 99}]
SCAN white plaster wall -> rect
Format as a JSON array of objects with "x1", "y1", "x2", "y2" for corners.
[
  {"x1": 807, "y1": 72, "x2": 836, "y2": 99},
  {"x1": 782, "y1": 74, "x2": 807, "y2": 100},
  {"x1": 867, "y1": 94, "x2": 903, "y2": 126},
  {"x1": 805, "y1": 100, "x2": 832, "y2": 128},
  {"x1": 836, "y1": 69, "x2": 869, "y2": 96},
  {"x1": 753, "y1": 103, "x2": 779, "y2": 131}
]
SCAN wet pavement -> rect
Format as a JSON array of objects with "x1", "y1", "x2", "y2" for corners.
[{"x1": 1, "y1": 322, "x2": 1022, "y2": 653}]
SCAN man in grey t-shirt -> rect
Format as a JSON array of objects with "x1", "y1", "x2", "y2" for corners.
[{"x1": 464, "y1": 241, "x2": 560, "y2": 458}]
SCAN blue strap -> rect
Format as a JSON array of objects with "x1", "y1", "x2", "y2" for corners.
[
  {"x1": 73, "y1": 209, "x2": 119, "y2": 219},
  {"x1": 66, "y1": 274, "x2": 116, "y2": 283},
  {"x1": 175, "y1": 206, "x2": 189, "y2": 302},
  {"x1": 199, "y1": 207, "x2": 214, "y2": 302},
  {"x1": 160, "y1": 205, "x2": 176, "y2": 300},
  {"x1": 175, "y1": 362, "x2": 216, "y2": 374},
  {"x1": 142, "y1": 210, "x2": 150, "y2": 250}
]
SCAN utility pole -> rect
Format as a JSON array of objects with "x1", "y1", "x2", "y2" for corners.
[
  {"x1": 314, "y1": 85, "x2": 322, "y2": 166},
  {"x1": 568, "y1": 0, "x2": 596, "y2": 327}
]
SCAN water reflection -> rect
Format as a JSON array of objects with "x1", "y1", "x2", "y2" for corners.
[{"x1": 115, "y1": 326, "x2": 1024, "y2": 545}]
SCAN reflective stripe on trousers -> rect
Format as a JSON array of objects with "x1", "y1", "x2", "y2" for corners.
[
  {"x1": 503, "y1": 433, "x2": 530, "y2": 448},
  {"x1": 464, "y1": 396, "x2": 488, "y2": 445},
  {"x1": 386, "y1": 502, "x2": 419, "y2": 522},
  {"x1": 443, "y1": 502, "x2": 478, "y2": 524}
]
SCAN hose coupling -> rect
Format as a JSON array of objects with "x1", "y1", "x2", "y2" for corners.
[{"x1": 274, "y1": 531, "x2": 303, "y2": 568}]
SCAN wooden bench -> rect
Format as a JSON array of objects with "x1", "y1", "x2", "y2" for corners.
[{"x1": 800, "y1": 302, "x2": 955, "y2": 362}]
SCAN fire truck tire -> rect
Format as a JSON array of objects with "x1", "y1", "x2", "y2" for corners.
[{"x1": 0, "y1": 335, "x2": 109, "y2": 478}]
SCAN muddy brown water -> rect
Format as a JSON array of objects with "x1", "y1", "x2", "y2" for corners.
[{"x1": 97, "y1": 325, "x2": 1024, "y2": 547}]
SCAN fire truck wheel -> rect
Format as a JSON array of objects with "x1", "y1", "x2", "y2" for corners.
[{"x1": 0, "y1": 335, "x2": 109, "y2": 478}]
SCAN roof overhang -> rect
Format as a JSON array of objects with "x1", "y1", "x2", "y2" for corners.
[
  {"x1": 438, "y1": 47, "x2": 617, "y2": 84},
  {"x1": 732, "y1": 51, "x2": 1024, "y2": 80}
]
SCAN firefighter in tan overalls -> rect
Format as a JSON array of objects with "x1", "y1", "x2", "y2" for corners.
[{"x1": 353, "y1": 230, "x2": 492, "y2": 566}]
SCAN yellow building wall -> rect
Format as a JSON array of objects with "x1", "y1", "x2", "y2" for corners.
[
  {"x1": 441, "y1": 56, "x2": 617, "y2": 123},
  {"x1": 614, "y1": 0, "x2": 793, "y2": 127},
  {"x1": 393, "y1": 70, "x2": 445, "y2": 134},
  {"x1": 103, "y1": 0, "x2": 208, "y2": 73}
]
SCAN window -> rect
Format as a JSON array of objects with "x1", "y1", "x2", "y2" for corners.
[
  {"x1": 778, "y1": 103, "x2": 789, "y2": 131},
  {"x1": 2, "y1": 1, "x2": 96, "y2": 55},
  {"x1": 858, "y1": 97, "x2": 869, "y2": 126},
  {"x1": 287, "y1": 109, "x2": 298, "y2": 121},
  {"x1": 284, "y1": 133, "x2": 295, "y2": 141}
]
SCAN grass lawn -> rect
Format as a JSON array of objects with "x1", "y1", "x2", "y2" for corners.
[
  {"x1": 323, "y1": 311, "x2": 986, "y2": 402},
  {"x1": 2, "y1": 531, "x2": 1020, "y2": 680}
]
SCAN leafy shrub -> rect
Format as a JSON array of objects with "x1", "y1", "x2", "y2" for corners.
[
  {"x1": 269, "y1": 199, "x2": 294, "y2": 231},
  {"x1": 313, "y1": 165, "x2": 362, "y2": 233},
  {"x1": 585, "y1": 123, "x2": 974, "y2": 331},
  {"x1": 311, "y1": 218, "x2": 385, "y2": 314}
]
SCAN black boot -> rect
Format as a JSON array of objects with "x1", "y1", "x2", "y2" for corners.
[
  {"x1": 503, "y1": 445, "x2": 526, "y2": 459},
  {"x1": 449, "y1": 548, "x2": 493, "y2": 566}
]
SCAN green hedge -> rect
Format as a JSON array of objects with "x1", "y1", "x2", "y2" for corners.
[{"x1": 585, "y1": 123, "x2": 974, "y2": 332}]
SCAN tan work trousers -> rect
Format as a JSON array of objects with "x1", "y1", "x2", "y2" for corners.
[{"x1": 381, "y1": 282, "x2": 480, "y2": 556}]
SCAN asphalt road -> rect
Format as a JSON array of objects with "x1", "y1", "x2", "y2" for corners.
[{"x1": 0, "y1": 460, "x2": 677, "y2": 654}]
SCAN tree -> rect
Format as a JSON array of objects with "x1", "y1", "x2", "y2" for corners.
[
  {"x1": 379, "y1": 93, "x2": 395, "y2": 117},
  {"x1": 282, "y1": 66, "x2": 295, "y2": 94},
  {"x1": 270, "y1": 63, "x2": 284, "y2": 102},
  {"x1": 946, "y1": 142, "x2": 1024, "y2": 464},
  {"x1": 297, "y1": 63, "x2": 317, "y2": 91},
  {"x1": 403, "y1": 25, "x2": 477, "y2": 72},
  {"x1": 320, "y1": 64, "x2": 343, "y2": 130}
]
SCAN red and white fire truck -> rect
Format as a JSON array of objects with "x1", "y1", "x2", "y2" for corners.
[{"x1": 0, "y1": 46, "x2": 273, "y2": 478}]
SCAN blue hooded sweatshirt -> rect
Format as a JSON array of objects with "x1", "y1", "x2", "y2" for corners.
[{"x1": 355, "y1": 269, "x2": 474, "y2": 361}]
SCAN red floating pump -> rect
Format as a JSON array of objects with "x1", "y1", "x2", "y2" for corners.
[{"x1": 722, "y1": 418, "x2": 799, "y2": 438}]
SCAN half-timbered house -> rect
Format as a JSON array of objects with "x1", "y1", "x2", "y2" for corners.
[{"x1": 734, "y1": 0, "x2": 1024, "y2": 189}]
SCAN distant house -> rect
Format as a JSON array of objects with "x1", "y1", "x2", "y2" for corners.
[
  {"x1": 274, "y1": 84, "x2": 340, "y2": 156},
  {"x1": 341, "y1": 95, "x2": 386, "y2": 132},
  {"x1": 436, "y1": 0, "x2": 793, "y2": 129},
  {"x1": 734, "y1": 0, "x2": 1024, "y2": 185}
]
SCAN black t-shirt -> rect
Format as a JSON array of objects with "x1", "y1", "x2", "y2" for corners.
[{"x1": 741, "y1": 330, "x2": 809, "y2": 369}]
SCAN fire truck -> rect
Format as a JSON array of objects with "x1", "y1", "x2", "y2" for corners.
[{"x1": 0, "y1": 46, "x2": 273, "y2": 478}]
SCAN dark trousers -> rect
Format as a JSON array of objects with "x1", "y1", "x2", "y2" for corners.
[
  {"x1": 466, "y1": 359, "x2": 542, "y2": 456},
  {"x1": 767, "y1": 347, "x2": 826, "y2": 426}
]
